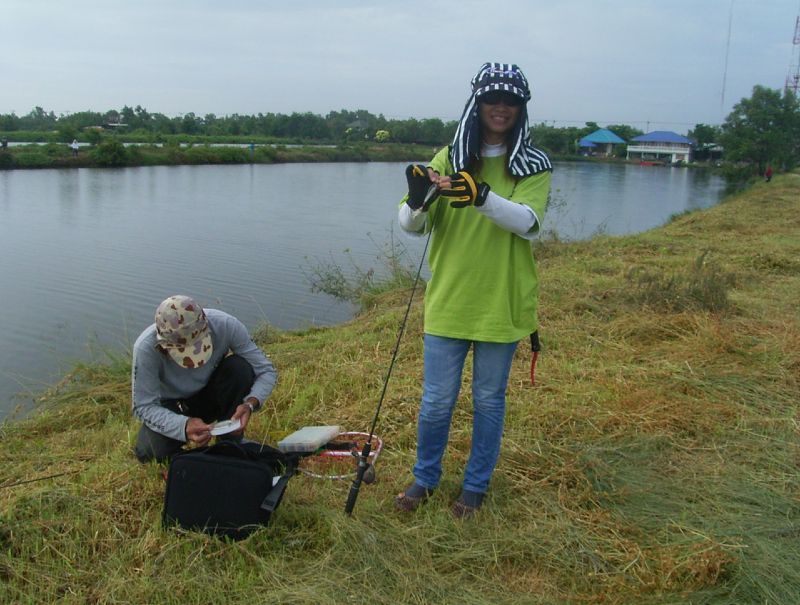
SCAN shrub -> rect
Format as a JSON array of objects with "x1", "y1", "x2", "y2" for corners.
[
  {"x1": 125, "y1": 145, "x2": 144, "y2": 165},
  {"x1": 43, "y1": 143, "x2": 65, "y2": 157},
  {"x1": 10, "y1": 151, "x2": 51, "y2": 168},
  {"x1": 57, "y1": 126, "x2": 78, "y2": 143},
  {"x1": 304, "y1": 228, "x2": 419, "y2": 310},
  {"x1": 162, "y1": 141, "x2": 183, "y2": 164},
  {"x1": 85, "y1": 129, "x2": 103, "y2": 146},
  {"x1": 0, "y1": 151, "x2": 15, "y2": 168},
  {"x1": 625, "y1": 251, "x2": 737, "y2": 312},
  {"x1": 212, "y1": 146, "x2": 249, "y2": 163},
  {"x1": 719, "y1": 163, "x2": 757, "y2": 193},
  {"x1": 255, "y1": 145, "x2": 277, "y2": 163},
  {"x1": 92, "y1": 139, "x2": 128, "y2": 167}
]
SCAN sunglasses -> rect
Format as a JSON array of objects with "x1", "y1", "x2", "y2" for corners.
[{"x1": 479, "y1": 90, "x2": 524, "y2": 107}]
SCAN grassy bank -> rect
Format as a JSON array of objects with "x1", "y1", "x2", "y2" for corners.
[
  {"x1": 0, "y1": 140, "x2": 437, "y2": 169},
  {"x1": 1, "y1": 175, "x2": 798, "y2": 604}
]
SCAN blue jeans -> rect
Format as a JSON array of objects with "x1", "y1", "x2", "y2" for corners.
[{"x1": 412, "y1": 334, "x2": 518, "y2": 494}]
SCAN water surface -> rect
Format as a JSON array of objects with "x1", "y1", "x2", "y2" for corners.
[{"x1": 0, "y1": 161, "x2": 725, "y2": 418}]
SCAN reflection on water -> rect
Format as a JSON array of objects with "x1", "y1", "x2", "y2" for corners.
[
  {"x1": 0, "y1": 162, "x2": 724, "y2": 418},
  {"x1": 546, "y1": 162, "x2": 722, "y2": 239}
]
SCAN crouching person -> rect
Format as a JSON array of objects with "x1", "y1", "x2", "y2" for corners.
[{"x1": 132, "y1": 295, "x2": 277, "y2": 463}]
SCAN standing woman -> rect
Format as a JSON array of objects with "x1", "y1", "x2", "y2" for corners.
[{"x1": 396, "y1": 62, "x2": 552, "y2": 518}]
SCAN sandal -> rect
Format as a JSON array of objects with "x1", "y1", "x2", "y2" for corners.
[
  {"x1": 450, "y1": 500, "x2": 480, "y2": 519},
  {"x1": 451, "y1": 491, "x2": 484, "y2": 519},
  {"x1": 394, "y1": 484, "x2": 433, "y2": 512}
]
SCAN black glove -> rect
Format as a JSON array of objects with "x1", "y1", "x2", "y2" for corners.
[
  {"x1": 405, "y1": 164, "x2": 438, "y2": 211},
  {"x1": 439, "y1": 171, "x2": 490, "y2": 208}
]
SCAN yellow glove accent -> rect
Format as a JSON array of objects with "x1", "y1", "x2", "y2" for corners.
[{"x1": 441, "y1": 171, "x2": 481, "y2": 208}]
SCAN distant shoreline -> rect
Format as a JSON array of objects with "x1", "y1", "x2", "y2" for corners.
[
  {"x1": 0, "y1": 139, "x2": 703, "y2": 170},
  {"x1": 0, "y1": 141, "x2": 442, "y2": 169}
]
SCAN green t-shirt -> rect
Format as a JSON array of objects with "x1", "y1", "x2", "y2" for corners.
[{"x1": 412, "y1": 147, "x2": 551, "y2": 343}]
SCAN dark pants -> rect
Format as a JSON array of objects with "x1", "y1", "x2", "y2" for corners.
[{"x1": 135, "y1": 355, "x2": 255, "y2": 463}]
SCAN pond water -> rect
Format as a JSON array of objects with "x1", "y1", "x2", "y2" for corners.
[{"x1": 0, "y1": 161, "x2": 725, "y2": 419}]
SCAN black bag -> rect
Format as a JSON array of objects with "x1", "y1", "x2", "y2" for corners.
[{"x1": 162, "y1": 440, "x2": 297, "y2": 540}]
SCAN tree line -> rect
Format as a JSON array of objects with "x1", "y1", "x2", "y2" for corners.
[
  {"x1": 1, "y1": 85, "x2": 798, "y2": 171},
  {"x1": 0, "y1": 105, "x2": 718, "y2": 158},
  {"x1": 0, "y1": 106, "x2": 456, "y2": 146}
]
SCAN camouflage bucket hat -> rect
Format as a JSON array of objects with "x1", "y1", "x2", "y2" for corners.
[{"x1": 155, "y1": 295, "x2": 213, "y2": 369}]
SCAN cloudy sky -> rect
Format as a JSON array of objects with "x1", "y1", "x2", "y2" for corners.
[{"x1": 2, "y1": 0, "x2": 798, "y2": 133}]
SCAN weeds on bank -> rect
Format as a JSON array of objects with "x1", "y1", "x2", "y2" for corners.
[
  {"x1": 304, "y1": 227, "x2": 420, "y2": 310},
  {"x1": 625, "y1": 251, "x2": 738, "y2": 312}
]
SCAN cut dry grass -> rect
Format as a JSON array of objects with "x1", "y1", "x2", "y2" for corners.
[{"x1": 1, "y1": 174, "x2": 798, "y2": 604}]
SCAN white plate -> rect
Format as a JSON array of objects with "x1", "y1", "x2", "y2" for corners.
[{"x1": 210, "y1": 419, "x2": 241, "y2": 436}]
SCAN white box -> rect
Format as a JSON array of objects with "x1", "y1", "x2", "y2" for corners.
[{"x1": 277, "y1": 425, "x2": 342, "y2": 453}]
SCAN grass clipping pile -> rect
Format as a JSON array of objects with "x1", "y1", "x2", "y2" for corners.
[{"x1": 1, "y1": 175, "x2": 798, "y2": 604}]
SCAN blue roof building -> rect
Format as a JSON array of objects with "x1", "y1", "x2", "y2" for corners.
[
  {"x1": 631, "y1": 131, "x2": 692, "y2": 145},
  {"x1": 626, "y1": 131, "x2": 692, "y2": 165},
  {"x1": 578, "y1": 128, "x2": 626, "y2": 156}
]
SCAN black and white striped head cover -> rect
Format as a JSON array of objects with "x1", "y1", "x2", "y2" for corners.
[{"x1": 450, "y1": 62, "x2": 552, "y2": 177}]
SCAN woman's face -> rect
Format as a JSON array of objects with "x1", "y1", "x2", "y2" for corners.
[{"x1": 478, "y1": 95, "x2": 522, "y2": 144}]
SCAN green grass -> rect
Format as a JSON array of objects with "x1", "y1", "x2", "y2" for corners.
[{"x1": 1, "y1": 175, "x2": 798, "y2": 604}]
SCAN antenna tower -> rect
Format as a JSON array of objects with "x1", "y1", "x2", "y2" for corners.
[
  {"x1": 787, "y1": 14, "x2": 800, "y2": 95},
  {"x1": 721, "y1": 0, "x2": 734, "y2": 114}
]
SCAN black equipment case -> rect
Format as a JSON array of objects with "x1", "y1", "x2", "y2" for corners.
[{"x1": 162, "y1": 441, "x2": 297, "y2": 540}]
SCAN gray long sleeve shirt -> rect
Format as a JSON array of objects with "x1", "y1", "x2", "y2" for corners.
[{"x1": 131, "y1": 309, "x2": 277, "y2": 441}]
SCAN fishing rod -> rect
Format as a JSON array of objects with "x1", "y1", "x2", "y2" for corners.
[
  {"x1": 1, "y1": 469, "x2": 80, "y2": 489},
  {"x1": 344, "y1": 183, "x2": 440, "y2": 516}
]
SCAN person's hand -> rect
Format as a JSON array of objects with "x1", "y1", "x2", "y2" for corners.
[
  {"x1": 405, "y1": 164, "x2": 439, "y2": 211},
  {"x1": 438, "y1": 171, "x2": 490, "y2": 208},
  {"x1": 185, "y1": 417, "x2": 212, "y2": 446},
  {"x1": 229, "y1": 400, "x2": 257, "y2": 436}
]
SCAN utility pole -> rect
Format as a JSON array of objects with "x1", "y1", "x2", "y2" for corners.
[{"x1": 786, "y1": 15, "x2": 800, "y2": 95}]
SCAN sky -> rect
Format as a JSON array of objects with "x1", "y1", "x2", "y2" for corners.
[{"x1": 2, "y1": 0, "x2": 799, "y2": 134}]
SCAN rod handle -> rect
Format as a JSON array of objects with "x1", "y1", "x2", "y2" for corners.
[{"x1": 344, "y1": 443, "x2": 372, "y2": 516}]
